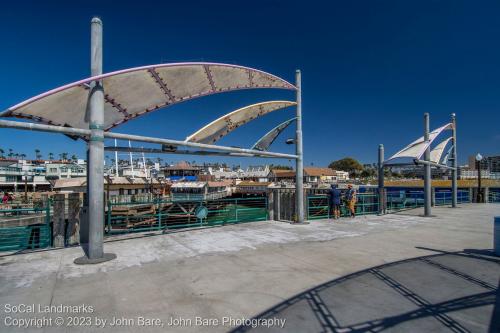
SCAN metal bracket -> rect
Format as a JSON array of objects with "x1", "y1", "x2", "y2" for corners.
[
  {"x1": 90, "y1": 135, "x2": 104, "y2": 142},
  {"x1": 89, "y1": 123, "x2": 104, "y2": 130}
]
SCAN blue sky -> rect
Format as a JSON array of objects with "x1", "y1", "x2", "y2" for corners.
[{"x1": 1, "y1": 0, "x2": 499, "y2": 167}]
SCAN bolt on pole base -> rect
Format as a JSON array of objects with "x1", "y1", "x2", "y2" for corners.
[{"x1": 74, "y1": 253, "x2": 116, "y2": 265}]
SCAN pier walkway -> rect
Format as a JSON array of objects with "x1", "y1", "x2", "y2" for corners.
[{"x1": 0, "y1": 204, "x2": 499, "y2": 332}]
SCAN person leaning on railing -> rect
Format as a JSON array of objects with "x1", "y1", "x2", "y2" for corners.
[
  {"x1": 329, "y1": 184, "x2": 342, "y2": 220},
  {"x1": 345, "y1": 184, "x2": 357, "y2": 218}
]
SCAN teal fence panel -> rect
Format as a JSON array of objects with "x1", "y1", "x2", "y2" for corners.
[
  {"x1": 307, "y1": 196, "x2": 330, "y2": 220},
  {"x1": 0, "y1": 205, "x2": 51, "y2": 252},
  {"x1": 106, "y1": 197, "x2": 268, "y2": 234},
  {"x1": 306, "y1": 193, "x2": 379, "y2": 220}
]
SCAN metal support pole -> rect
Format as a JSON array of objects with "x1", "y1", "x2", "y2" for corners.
[
  {"x1": 114, "y1": 139, "x2": 119, "y2": 177},
  {"x1": 75, "y1": 17, "x2": 115, "y2": 264},
  {"x1": 294, "y1": 70, "x2": 305, "y2": 224},
  {"x1": 424, "y1": 113, "x2": 432, "y2": 216},
  {"x1": 451, "y1": 113, "x2": 458, "y2": 207},
  {"x1": 378, "y1": 144, "x2": 385, "y2": 214}
]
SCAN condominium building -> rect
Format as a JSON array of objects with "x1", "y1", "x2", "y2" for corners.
[{"x1": 0, "y1": 159, "x2": 87, "y2": 192}]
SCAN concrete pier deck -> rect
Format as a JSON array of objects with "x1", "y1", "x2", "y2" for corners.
[{"x1": 0, "y1": 204, "x2": 499, "y2": 332}]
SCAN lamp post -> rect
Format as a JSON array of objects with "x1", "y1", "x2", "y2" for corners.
[{"x1": 476, "y1": 153, "x2": 483, "y2": 203}]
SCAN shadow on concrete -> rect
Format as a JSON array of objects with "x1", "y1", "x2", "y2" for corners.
[{"x1": 232, "y1": 249, "x2": 500, "y2": 333}]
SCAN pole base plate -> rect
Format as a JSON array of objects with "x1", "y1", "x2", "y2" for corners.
[
  {"x1": 290, "y1": 221, "x2": 310, "y2": 225},
  {"x1": 74, "y1": 253, "x2": 117, "y2": 265}
]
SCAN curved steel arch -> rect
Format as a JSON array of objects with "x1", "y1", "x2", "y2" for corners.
[
  {"x1": 3, "y1": 63, "x2": 296, "y2": 131},
  {"x1": 185, "y1": 101, "x2": 296, "y2": 144},
  {"x1": 252, "y1": 117, "x2": 297, "y2": 151}
]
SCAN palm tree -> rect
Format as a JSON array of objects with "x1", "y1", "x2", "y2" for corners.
[
  {"x1": 8, "y1": 149, "x2": 13, "y2": 158},
  {"x1": 20, "y1": 153, "x2": 27, "y2": 160},
  {"x1": 35, "y1": 149, "x2": 42, "y2": 160},
  {"x1": 71, "y1": 154, "x2": 78, "y2": 162},
  {"x1": 0, "y1": 148, "x2": 4, "y2": 159},
  {"x1": 48, "y1": 152, "x2": 54, "y2": 161},
  {"x1": 59, "y1": 153, "x2": 68, "y2": 161}
]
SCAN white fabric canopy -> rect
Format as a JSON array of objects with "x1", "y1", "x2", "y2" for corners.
[
  {"x1": 430, "y1": 137, "x2": 452, "y2": 163},
  {"x1": 252, "y1": 117, "x2": 297, "y2": 151},
  {"x1": 5, "y1": 63, "x2": 295, "y2": 131},
  {"x1": 386, "y1": 123, "x2": 452, "y2": 162},
  {"x1": 185, "y1": 101, "x2": 296, "y2": 144}
]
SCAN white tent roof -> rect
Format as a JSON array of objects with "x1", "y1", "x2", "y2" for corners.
[
  {"x1": 386, "y1": 123, "x2": 452, "y2": 162},
  {"x1": 4, "y1": 63, "x2": 296, "y2": 131},
  {"x1": 430, "y1": 137, "x2": 452, "y2": 163},
  {"x1": 185, "y1": 101, "x2": 296, "y2": 144}
]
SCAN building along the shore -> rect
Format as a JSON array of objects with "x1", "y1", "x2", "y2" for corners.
[{"x1": 0, "y1": 158, "x2": 87, "y2": 193}]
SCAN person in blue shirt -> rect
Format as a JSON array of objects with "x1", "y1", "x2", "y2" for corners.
[{"x1": 329, "y1": 184, "x2": 342, "y2": 219}]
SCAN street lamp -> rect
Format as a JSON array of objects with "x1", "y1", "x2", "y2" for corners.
[{"x1": 475, "y1": 153, "x2": 483, "y2": 203}]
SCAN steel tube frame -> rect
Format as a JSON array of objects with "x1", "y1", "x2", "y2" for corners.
[
  {"x1": 0, "y1": 18, "x2": 303, "y2": 262},
  {"x1": 413, "y1": 159, "x2": 457, "y2": 170},
  {"x1": 451, "y1": 113, "x2": 457, "y2": 207},
  {"x1": 424, "y1": 113, "x2": 432, "y2": 216},
  {"x1": 104, "y1": 146, "x2": 289, "y2": 158},
  {"x1": 0, "y1": 119, "x2": 298, "y2": 160},
  {"x1": 0, "y1": 119, "x2": 91, "y2": 135},
  {"x1": 106, "y1": 132, "x2": 298, "y2": 159},
  {"x1": 294, "y1": 70, "x2": 305, "y2": 224}
]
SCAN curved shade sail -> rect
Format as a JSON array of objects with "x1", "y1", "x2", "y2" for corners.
[
  {"x1": 441, "y1": 146, "x2": 454, "y2": 165},
  {"x1": 185, "y1": 101, "x2": 296, "y2": 144},
  {"x1": 5, "y1": 63, "x2": 296, "y2": 131},
  {"x1": 252, "y1": 117, "x2": 297, "y2": 151},
  {"x1": 386, "y1": 123, "x2": 452, "y2": 163},
  {"x1": 430, "y1": 137, "x2": 452, "y2": 164}
]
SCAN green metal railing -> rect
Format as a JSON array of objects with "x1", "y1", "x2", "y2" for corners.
[
  {"x1": 307, "y1": 189, "x2": 473, "y2": 220},
  {"x1": 106, "y1": 197, "x2": 268, "y2": 234},
  {"x1": 0, "y1": 205, "x2": 51, "y2": 252},
  {"x1": 307, "y1": 193, "x2": 379, "y2": 220}
]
